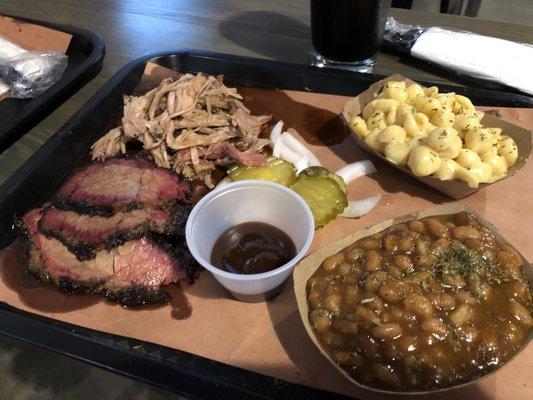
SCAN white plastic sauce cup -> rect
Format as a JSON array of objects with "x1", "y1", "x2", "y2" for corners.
[{"x1": 186, "y1": 180, "x2": 314, "y2": 302}]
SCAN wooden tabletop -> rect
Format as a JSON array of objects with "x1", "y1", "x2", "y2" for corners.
[{"x1": 0, "y1": 0, "x2": 532, "y2": 186}]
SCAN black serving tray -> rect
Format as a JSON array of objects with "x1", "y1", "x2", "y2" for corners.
[
  {"x1": 0, "y1": 14, "x2": 105, "y2": 151},
  {"x1": 0, "y1": 51, "x2": 531, "y2": 400}
]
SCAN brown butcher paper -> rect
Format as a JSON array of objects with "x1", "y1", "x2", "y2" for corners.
[{"x1": 0, "y1": 64, "x2": 531, "y2": 399}]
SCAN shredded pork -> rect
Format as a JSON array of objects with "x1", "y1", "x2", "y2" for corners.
[{"x1": 91, "y1": 73, "x2": 272, "y2": 187}]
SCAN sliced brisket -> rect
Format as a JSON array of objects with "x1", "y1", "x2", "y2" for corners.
[
  {"x1": 38, "y1": 203, "x2": 190, "y2": 260},
  {"x1": 21, "y1": 209, "x2": 196, "y2": 307},
  {"x1": 55, "y1": 158, "x2": 190, "y2": 215}
]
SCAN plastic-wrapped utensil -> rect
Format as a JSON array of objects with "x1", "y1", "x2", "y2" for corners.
[
  {"x1": 0, "y1": 34, "x2": 67, "y2": 99},
  {"x1": 383, "y1": 17, "x2": 533, "y2": 95}
]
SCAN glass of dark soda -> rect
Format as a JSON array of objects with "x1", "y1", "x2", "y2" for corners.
[{"x1": 310, "y1": 0, "x2": 391, "y2": 68}]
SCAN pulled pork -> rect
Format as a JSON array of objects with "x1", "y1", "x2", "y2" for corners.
[{"x1": 91, "y1": 73, "x2": 271, "y2": 187}]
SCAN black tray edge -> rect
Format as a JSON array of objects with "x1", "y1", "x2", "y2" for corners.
[
  {"x1": 129, "y1": 50, "x2": 533, "y2": 104},
  {"x1": 0, "y1": 14, "x2": 106, "y2": 150},
  {"x1": 0, "y1": 301, "x2": 352, "y2": 400}
]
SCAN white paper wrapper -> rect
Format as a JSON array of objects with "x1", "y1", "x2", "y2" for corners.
[{"x1": 411, "y1": 28, "x2": 533, "y2": 95}]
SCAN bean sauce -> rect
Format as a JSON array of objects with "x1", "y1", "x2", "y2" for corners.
[{"x1": 307, "y1": 213, "x2": 532, "y2": 391}]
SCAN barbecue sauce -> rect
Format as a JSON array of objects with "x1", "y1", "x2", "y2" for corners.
[{"x1": 211, "y1": 222, "x2": 296, "y2": 274}]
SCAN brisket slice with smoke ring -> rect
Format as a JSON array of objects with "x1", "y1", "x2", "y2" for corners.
[
  {"x1": 21, "y1": 208, "x2": 197, "y2": 307},
  {"x1": 54, "y1": 158, "x2": 190, "y2": 216},
  {"x1": 38, "y1": 203, "x2": 191, "y2": 260}
]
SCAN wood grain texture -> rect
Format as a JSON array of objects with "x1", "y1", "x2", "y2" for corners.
[{"x1": 0, "y1": 0, "x2": 532, "y2": 185}]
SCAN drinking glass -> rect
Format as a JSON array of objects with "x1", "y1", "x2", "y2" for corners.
[{"x1": 310, "y1": 0, "x2": 392, "y2": 71}]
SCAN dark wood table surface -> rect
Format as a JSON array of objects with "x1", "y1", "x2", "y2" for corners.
[{"x1": 0, "y1": 0, "x2": 532, "y2": 185}]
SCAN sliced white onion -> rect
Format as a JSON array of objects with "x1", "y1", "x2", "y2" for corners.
[
  {"x1": 272, "y1": 137, "x2": 282, "y2": 158},
  {"x1": 269, "y1": 120, "x2": 284, "y2": 147},
  {"x1": 279, "y1": 143, "x2": 302, "y2": 165},
  {"x1": 280, "y1": 132, "x2": 321, "y2": 166},
  {"x1": 294, "y1": 155, "x2": 310, "y2": 174},
  {"x1": 214, "y1": 176, "x2": 232, "y2": 190},
  {"x1": 335, "y1": 160, "x2": 377, "y2": 185},
  {"x1": 341, "y1": 195, "x2": 381, "y2": 218}
]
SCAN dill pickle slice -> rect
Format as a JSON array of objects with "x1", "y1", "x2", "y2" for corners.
[
  {"x1": 298, "y1": 166, "x2": 347, "y2": 194},
  {"x1": 290, "y1": 170, "x2": 348, "y2": 228},
  {"x1": 228, "y1": 156, "x2": 297, "y2": 186}
]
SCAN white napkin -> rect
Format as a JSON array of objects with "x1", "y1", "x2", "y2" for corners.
[
  {"x1": 0, "y1": 35, "x2": 25, "y2": 96},
  {"x1": 0, "y1": 35, "x2": 26, "y2": 60},
  {"x1": 0, "y1": 80, "x2": 8, "y2": 96},
  {"x1": 411, "y1": 27, "x2": 533, "y2": 95}
]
